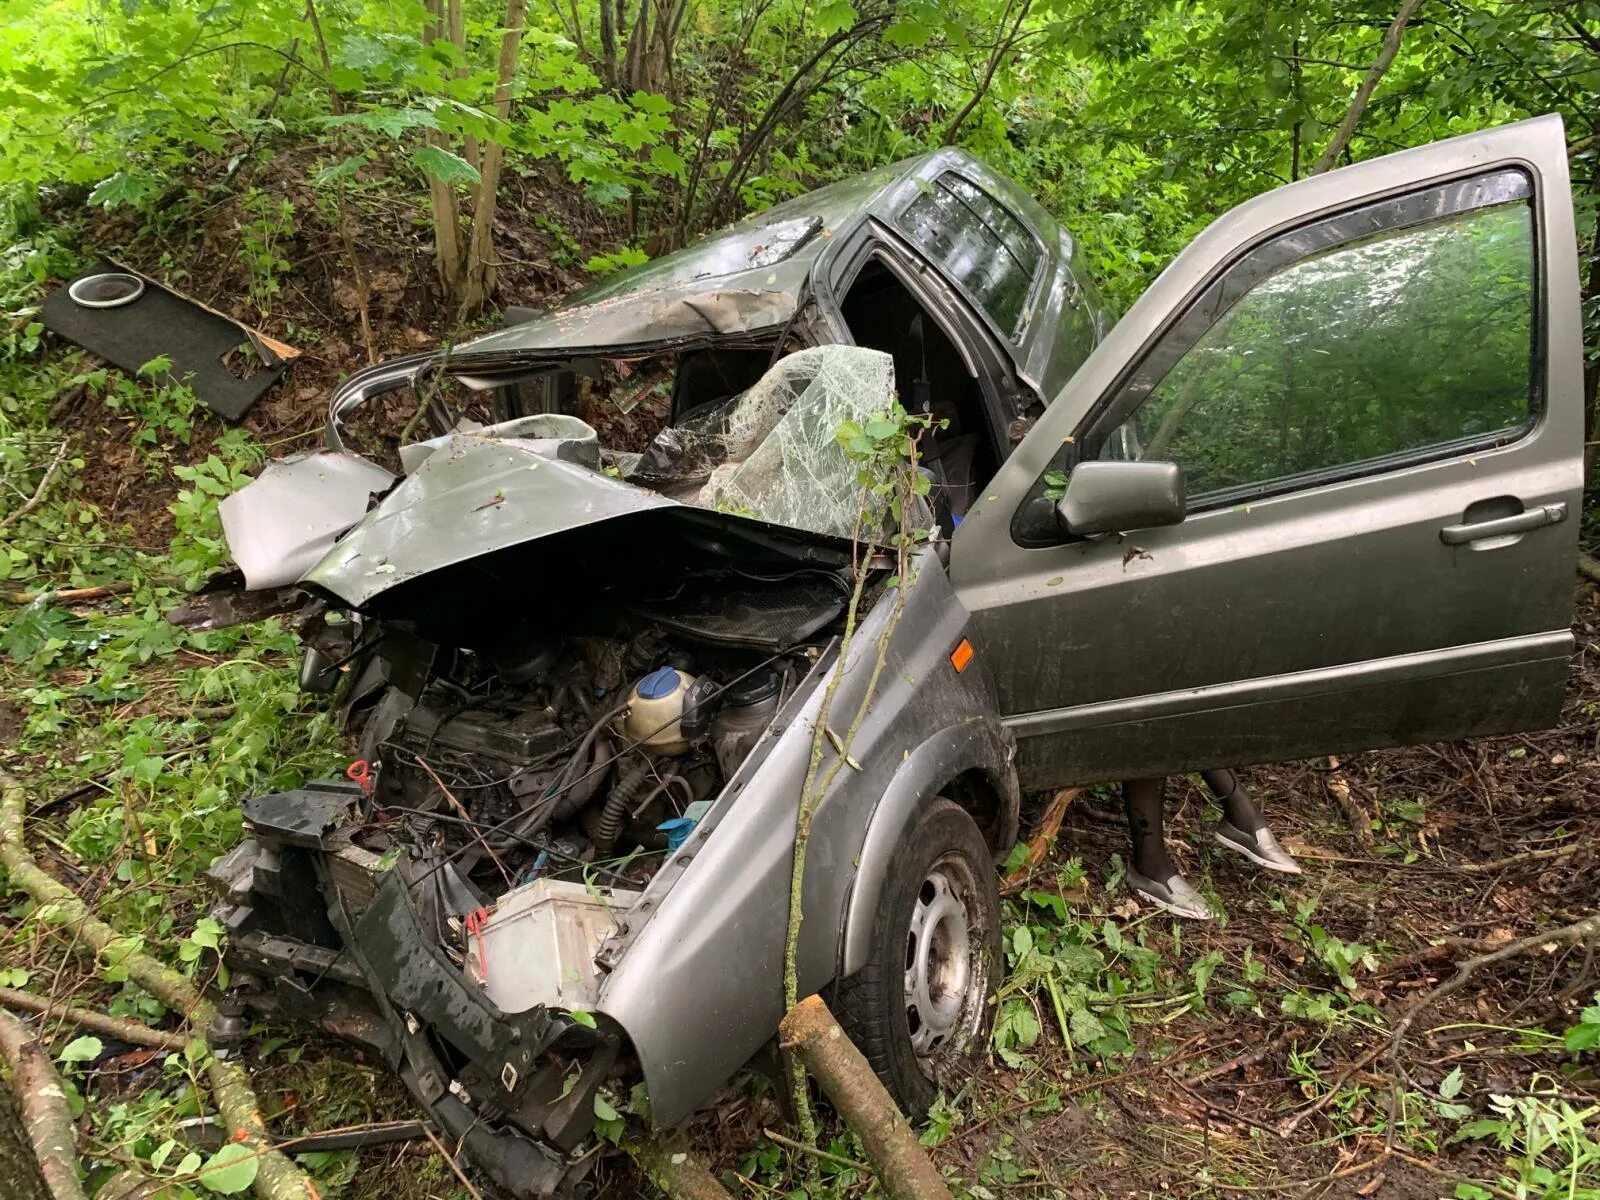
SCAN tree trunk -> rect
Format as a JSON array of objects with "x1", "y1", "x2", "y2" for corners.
[
  {"x1": 0, "y1": 1010, "x2": 85, "y2": 1200},
  {"x1": 1583, "y1": 205, "x2": 1600, "y2": 481},
  {"x1": 0, "y1": 1085, "x2": 51, "y2": 1200},
  {"x1": 625, "y1": 1138, "x2": 736, "y2": 1200},
  {"x1": 422, "y1": 0, "x2": 466, "y2": 305},
  {"x1": 0, "y1": 773, "x2": 319, "y2": 1200},
  {"x1": 459, "y1": 0, "x2": 529, "y2": 317}
]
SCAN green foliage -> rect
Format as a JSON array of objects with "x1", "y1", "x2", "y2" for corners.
[
  {"x1": 1565, "y1": 994, "x2": 1600, "y2": 1052},
  {"x1": 1447, "y1": 1076, "x2": 1600, "y2": 1200},
  {"x1": 238, "y1": 189, "x2": 296, "y2": 319}
]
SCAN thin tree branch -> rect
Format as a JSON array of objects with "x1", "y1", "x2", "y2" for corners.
[{"x1": 1310, "y1": 0, "x2": 1425, "y2": 176}]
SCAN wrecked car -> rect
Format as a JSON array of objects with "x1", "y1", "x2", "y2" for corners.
[{"x1": 190, "y1": 116, "x2": 1584, "y2": 1195}]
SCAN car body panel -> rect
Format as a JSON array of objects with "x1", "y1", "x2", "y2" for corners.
[
  {"x1": 592, "y1": 548, "x2": 1016, "y2": 1126},
  {"x1": 950, "y1": 114, "x2": 1583, "y2": 787},
  {"x1": 219, "y1": 452, "x2": 396, "y2": 591}
]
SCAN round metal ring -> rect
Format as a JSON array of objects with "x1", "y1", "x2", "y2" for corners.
[
  {"x1": 903, "y1": 856, "x2": 982, "y2": 1060},
  {"x1": 67, "y1": 272, "x2": 146, "y2": 309}
]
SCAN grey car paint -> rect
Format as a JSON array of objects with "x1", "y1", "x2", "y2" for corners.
[
  {"x1": 219, "y1": 452, "x2": 395, "y2": 590},
  {"x1": 303, "y1": 434, "x2": 679, "y2": 607},
  {"x1": 950, "y1": 114, "x2": 1582, "y2": 788},
  {"x1": 592, "y1": 545, "x2": 1016, "y2": 1125}
]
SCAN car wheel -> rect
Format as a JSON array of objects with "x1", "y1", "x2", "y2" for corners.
[{"x1": 833, "y1": 797, "x2": 1001, "y2": 1118}]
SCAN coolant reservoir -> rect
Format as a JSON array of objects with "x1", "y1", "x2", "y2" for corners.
[{"x1": 619, "y1": 666, "x2": 697, "y2": 755}]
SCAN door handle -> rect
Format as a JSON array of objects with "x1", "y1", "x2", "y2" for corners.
[{"x1": 1439, "y1": 502, "x2": 1566, "y2": 545}]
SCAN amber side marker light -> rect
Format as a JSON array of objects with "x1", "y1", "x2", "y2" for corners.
[{"x1": 950, "y1": 639, "x2": 974, "y2": 673}]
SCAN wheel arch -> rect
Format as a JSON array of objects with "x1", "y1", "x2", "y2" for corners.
[{"x1": 837, "y1": 719, "x2": 1018, "y2": 979}]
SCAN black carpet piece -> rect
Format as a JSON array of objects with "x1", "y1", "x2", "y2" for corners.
[{"x1": 41, "y1": 261, "x2": 294, "y2": 421}]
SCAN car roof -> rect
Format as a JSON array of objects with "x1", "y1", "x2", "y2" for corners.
[
  {"x1": 459, "y1": 150, "x2": 1064, "y2": 358},
  {"x1": 461, "y1": 162, "x2": 910, "y2": 356}
]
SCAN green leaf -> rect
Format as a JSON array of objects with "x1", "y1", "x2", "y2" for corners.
[
  {"x1": 1439, "y1": 1065, "x2": 1465, "y2": 1099},
  {"x1": 411, "y1": 145, "x2": 480, "y2": 186},
  {"x1": 57, "y1": 1035, "x2": 103, "y2": 1063},
  {"x1": 87, "y1": 171, "x2": 161, "y2": 210},
  {"x1": 1067, "y1": 1005, "x2": 1107, "y2": 1046},
  {"x1": 1012, "y1": 925, "x2": 1033, "y2": 959},
  {"x1": 567, "y1": 1010, "x2": 597, "y2": 1028},
  {"x1": 197, "y1": 1143, "x2": 258, "y2": 1194},
  {"x1": 175, "y1": 1151, "x2": 203, "y2": 1177},
  {"x1": 815, "y1": 0, "x2": 856, "y2": 35},
  {"x1": 1563, "y1": 1021, "x2": 1600, "y2": 1052},
  {"x1": 311, "y1": 155, "x2": 368, "y2": 188},
  {"x1": 593, "y1": 1093, "x2": 619, "y2": 1121}
]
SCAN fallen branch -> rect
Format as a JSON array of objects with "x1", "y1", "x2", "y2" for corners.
[
  {"x1": 1450, "y1": 841, "x2": 1585, "y2": 875},
  {"x1": 0, "y1": 1008, "x2": 88, "y2": 1200},
  {"x1": 1282, "y1": 913, "x2": 1600, "y2": 1137},
  {"x1": 0, "y1": 989, "x2": 187, "y2": 1052},
  {"x1": 1, "y1": 582, "x2": 137, "y2": 606},
  {"x1": 0, "y1": 439, "x2": 72, "y2": 536},
  {"x1": 1185, "y1": 1025, "x2": 1300, "y2": 1085},
  {"x1": 780, "y1": 995, "x2": 954, "y2": 1200},
  {"x1": 1579, "y1": 553, "x2": 1600, "y2": 585},
  {"x1": 1322, "y1": 756, "x2": 1373, "y2": 850},
  {"x1": 1000, "y1": 788, "x2": 1079, "y2": 894},
  {"x1": 1385, "y1": 912, "x2": 1600, "y2": 1057},
  {"x1": 762, "y1": 1126, "x2": 869, "y2": 1173},
  {"x1": 0, "y1": 771, "x2": 318, "y2": 1200},
  {"x1": 624, "y1": 1136, "x2": 737, "y2": 1200}
]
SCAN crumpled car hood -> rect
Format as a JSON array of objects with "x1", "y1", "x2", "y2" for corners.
[
  {"x1": 299, "y1": 434, "x2": 845, "y2": 609},
  {"x1": 302, "y1": 436, "x2": 677, "y2": 607}
]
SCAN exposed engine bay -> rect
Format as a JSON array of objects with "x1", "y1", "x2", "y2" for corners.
[
  {"x1": 192, "y1": 344, "x2": 995, "y2": 1198},
  {"x1": 206, "y1": 559, "x2": 853, "y2": 1189},
  {"x1": 356, "y1": 618, "x2": 819, "y2": 985}
]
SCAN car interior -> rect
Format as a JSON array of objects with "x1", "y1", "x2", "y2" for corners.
[{"x1": 840, "y1": 256, "x2": 998, "y2": 528}]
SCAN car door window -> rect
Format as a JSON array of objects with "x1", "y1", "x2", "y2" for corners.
[
  {"x1": 897, "y1": 173, "x2": 1042, "y2": 340},
  {"x1": 1097, "y1": 171, "x2": 1536, "y2": 504}
]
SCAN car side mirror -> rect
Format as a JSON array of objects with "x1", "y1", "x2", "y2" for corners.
[{"x1": 1056, "y1": 460, "x2": 1186, "y2": 536}]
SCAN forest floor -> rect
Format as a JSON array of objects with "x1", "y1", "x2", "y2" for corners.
[{"x1": 2, "y1": 152, "x2": 1597, "y2": 1200}]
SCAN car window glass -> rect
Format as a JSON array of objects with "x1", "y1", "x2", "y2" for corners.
[
  {"x1": 1101, "y1": 198, "x2": 1534, "y2": 499},
  {"x1": 897, "y1": 173, "x2": 1042, "y2": 338}
]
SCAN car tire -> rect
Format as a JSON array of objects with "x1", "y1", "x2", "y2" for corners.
[{"x1": 832, "y1": 796, "x2": 1001, "y2": 1118}]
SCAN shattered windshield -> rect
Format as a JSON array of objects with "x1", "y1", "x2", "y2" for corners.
[{"x1": 619, "y1": 345, "x2": 896, "y2": 539}]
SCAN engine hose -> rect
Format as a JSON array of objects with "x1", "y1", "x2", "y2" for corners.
[
  {"x1": 550, "y1": 734, "x2": 613, "y2": 821},
  {"x1": 593, "y1": 755, "x2": 654, "y2": 854}
]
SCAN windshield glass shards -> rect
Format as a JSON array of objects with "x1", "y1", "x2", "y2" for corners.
[{"x1": 622, "y1": 345, "x2": 896, "y2": 538}]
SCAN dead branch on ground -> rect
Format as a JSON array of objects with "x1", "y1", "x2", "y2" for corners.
[
  {"x1": 780, "y1": 995, "x2": 955, "y2": 1200},
  {"x1": 624, "y1": 1136, "x2": 737, "y2": 1200},
  {"x1": 1322, "y1": 756, "x2": 1374, "y2": 850},
  {"x1": 0, "y1": 771, "x2": 319, "y2": 1200},
  {"x1": 2, "y1": 582, "x2": 137, "y2": 606},
  {"x1": 0, "y1": 439, "x2": 72, "y2": 535},
  {"x1": 1385, "y1": 912, "x2": 1600, "y2": 1057},
  {"x1": 0, "y1": 989, "x2": 187, "y2": 1052},
  {"x1": 1001, "y1": 787, "x2": 1080, "y2": 894},
  {"x1": 0, "y1": 1008, "x2": 86, "y2": 1200}
]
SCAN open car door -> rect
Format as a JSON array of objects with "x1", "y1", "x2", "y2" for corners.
[{"x1": 950, "y1": 115, "x2": 1584, "y2": 789}]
